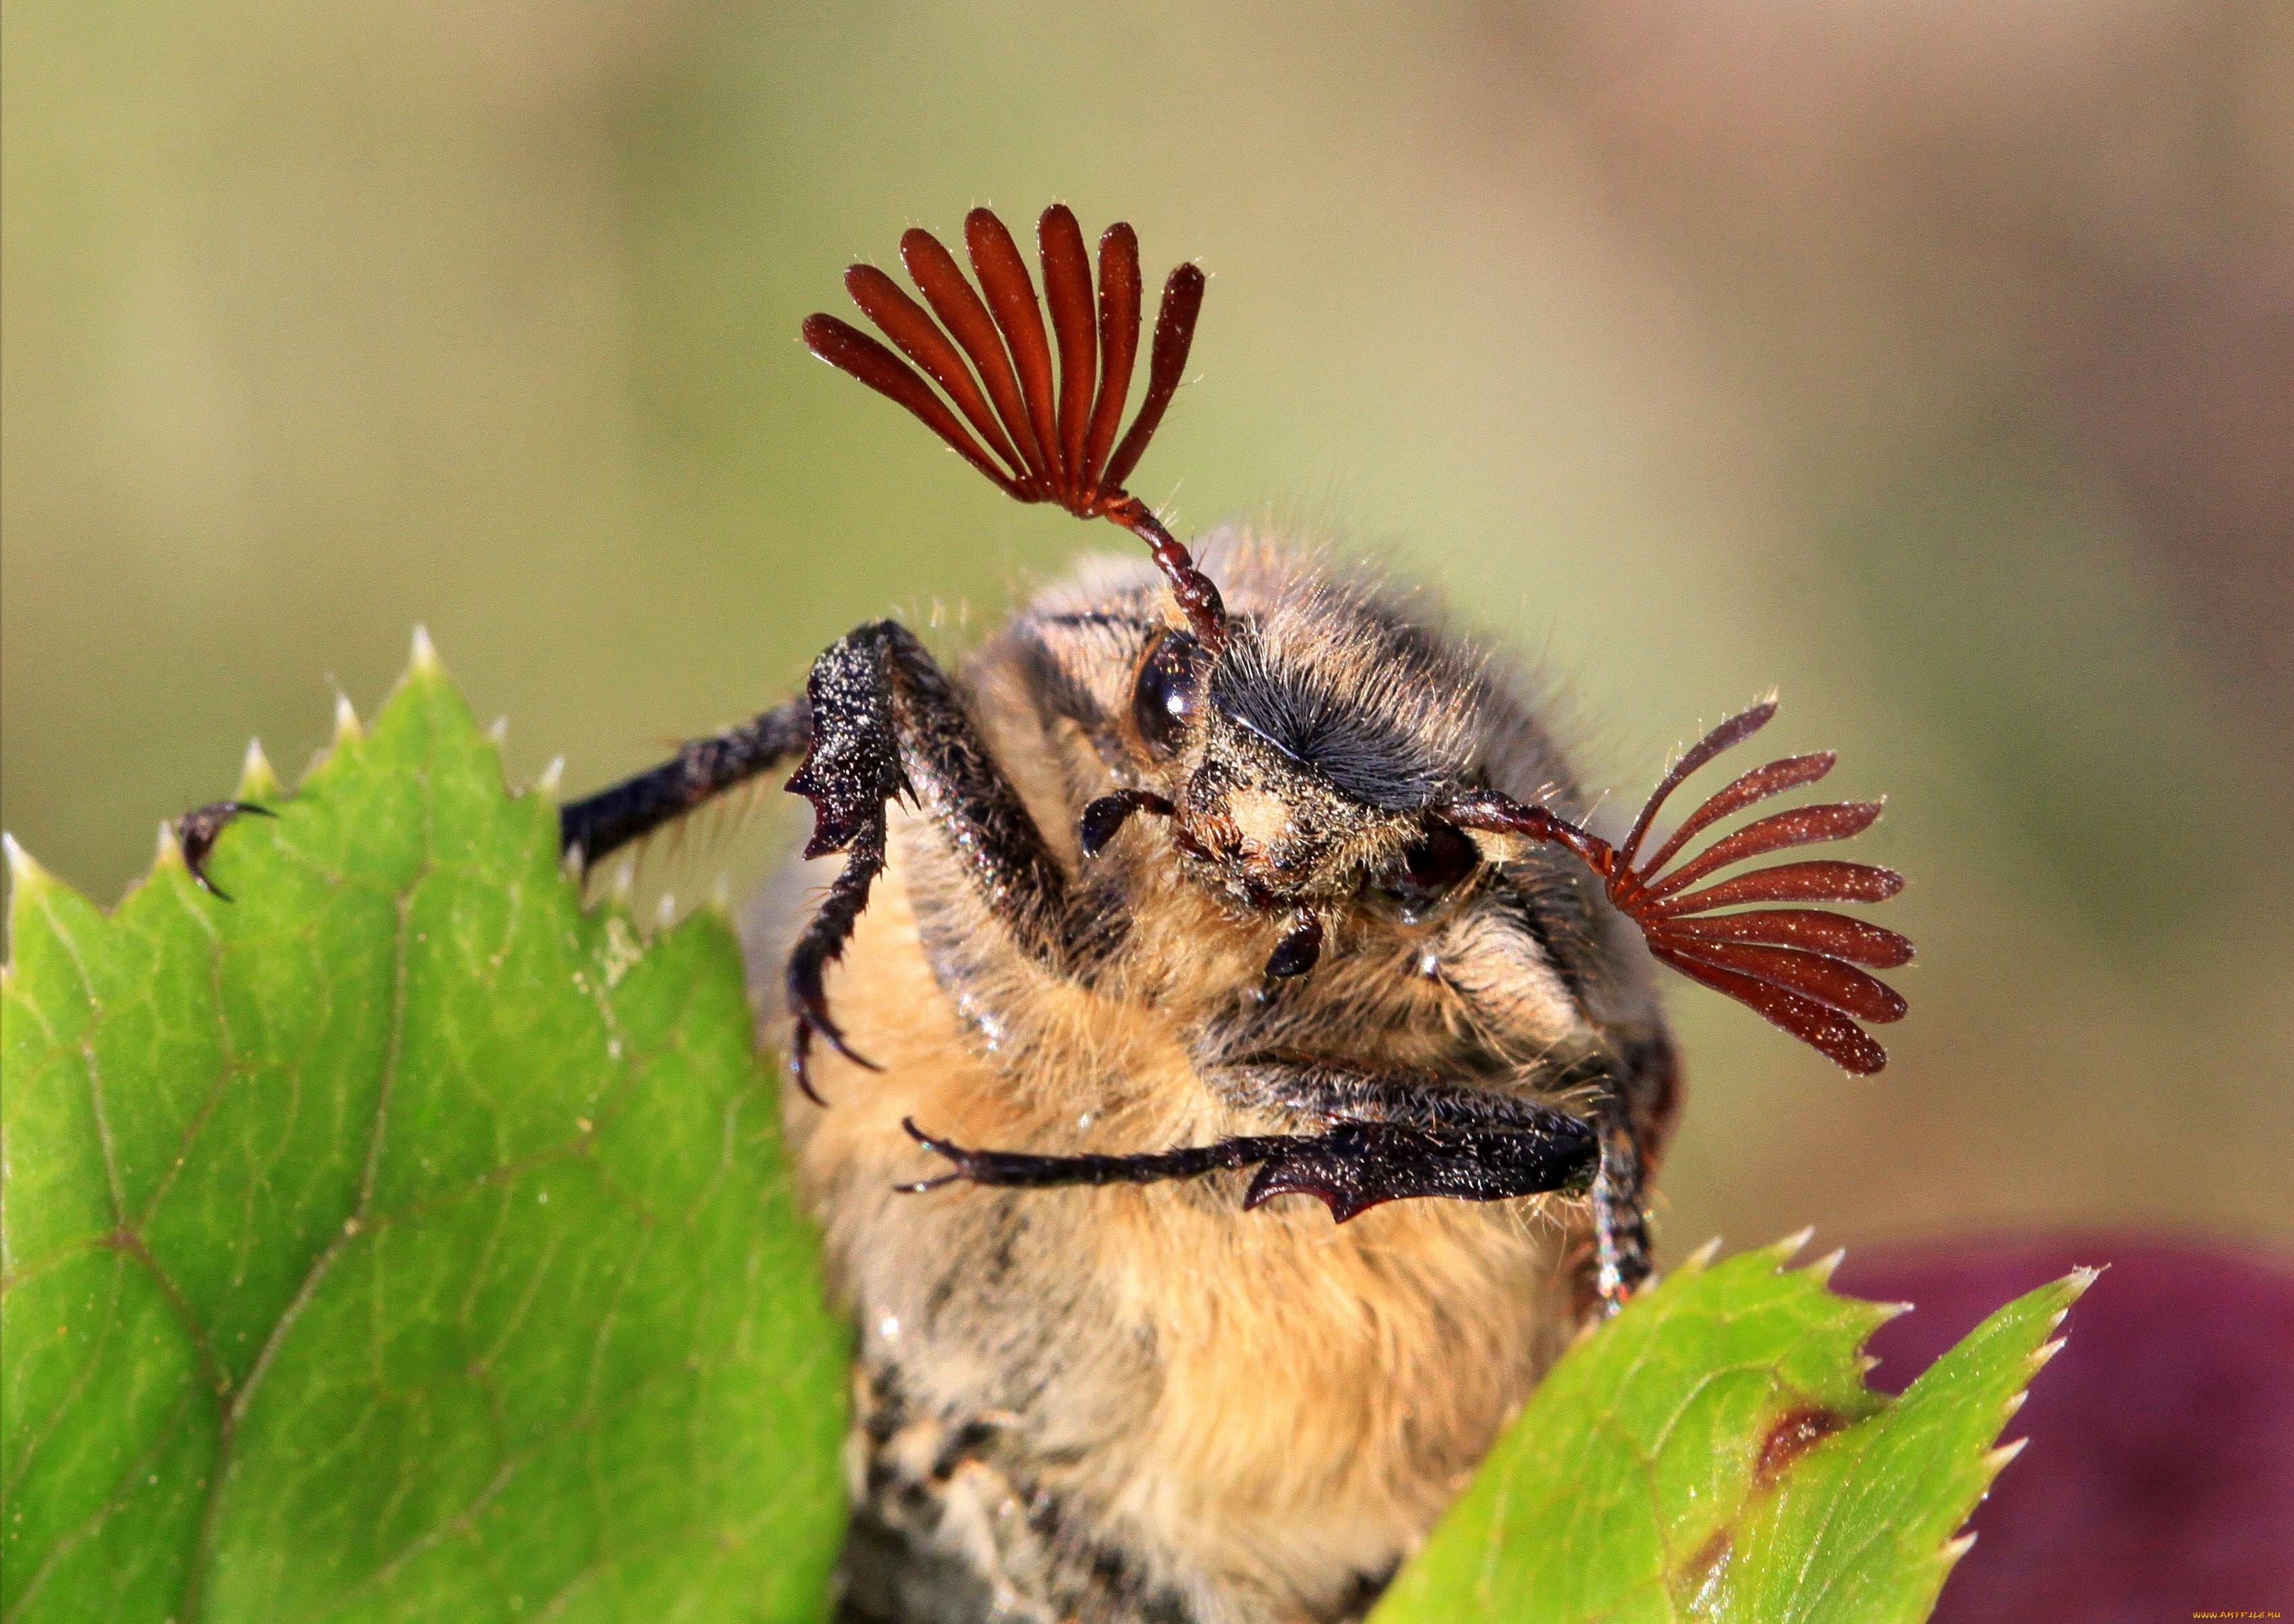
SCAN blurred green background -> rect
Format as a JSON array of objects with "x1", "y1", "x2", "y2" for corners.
[{"x1": 6, "y1": 2, "x2": 2289, "y2": 1260}]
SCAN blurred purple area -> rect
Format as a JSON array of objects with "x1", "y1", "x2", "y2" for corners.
[{"x1": 1841, "y1": 1237, "x2": 2294, "y2": 1622}]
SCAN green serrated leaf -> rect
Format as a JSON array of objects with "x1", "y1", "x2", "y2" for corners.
[
  {"x1": 1, "y1": 644, "x2": 849, "y2": 1623},
  {"x1": 1372, "y1": 1239, "x2": 2088, "y2": 1624}
]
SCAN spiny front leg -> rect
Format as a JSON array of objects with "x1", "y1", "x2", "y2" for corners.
[
  {"x1": 781, "y1": 632, "x2": 906, "y2": 1100},
  {"x1": 781, "y1": 621, "x2": 1073, "y2": 1101},
  {"x1": 781, "y1": 812, "x2": 888, "y2": 1103}
]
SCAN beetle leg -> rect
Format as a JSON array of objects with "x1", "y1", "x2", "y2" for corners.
[
  {"x1": 901, "y1": 1063, "x2": 1599, "y2": 1222},
  {"x1": 175, "y1": 800, "x2": 277, "y2": 900},
  {"x1": 559, "y1": 701, "x2": 812, "y2": 868},
  {"x1": 777, "y1": 621, "x2": 1073, "y2": 1096}
]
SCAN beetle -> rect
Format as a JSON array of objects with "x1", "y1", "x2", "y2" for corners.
[{"x1": 181, "y1": 202, "x2": 1910, "y2": 1624}]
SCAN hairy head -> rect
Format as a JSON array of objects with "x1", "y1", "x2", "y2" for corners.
[{"x1": 809, "y1": 200, "x2": 1911, "y2": 1067}]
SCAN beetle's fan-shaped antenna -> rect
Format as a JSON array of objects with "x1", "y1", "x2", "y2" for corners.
[
  {"x1": 1100, "y1": 263, "x2": 1206, "y2": 496},
  {"x1": 1447, "y1": 702, "x2": 1913, "y2": 1073},
  {"x1": 804, "y1": 205, "x2": 1227, "y2": 649}
]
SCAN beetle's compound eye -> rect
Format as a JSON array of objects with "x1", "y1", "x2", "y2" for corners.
[{"x1": 1131, "y1": 631, "x2": 1205, "y2": 758}]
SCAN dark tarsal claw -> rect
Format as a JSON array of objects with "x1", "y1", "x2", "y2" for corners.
[
  {"x1": 785, "y1": 967, "x2": 880, "y2": 1076},
  {"x1": 175, "y1": 801, "x2": 276, "y2": 901},
  {"x1": 781, "y1": 769, "x2": 891, "y2": 1087},
  {"x1": 896, "y1": 1117, "x2": 974, "y2": 1193},
  {"x1": 786, "y1": 1019, "x2": 826, "y2": 1108}
]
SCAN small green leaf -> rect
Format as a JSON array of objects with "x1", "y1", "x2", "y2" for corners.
[
  {"x1": 1373, "y1": 1237, "x2": 2088, "y2": 1624},
  {"x1": 2, "y1": 643, "x2": 849, "y2": 1622}
]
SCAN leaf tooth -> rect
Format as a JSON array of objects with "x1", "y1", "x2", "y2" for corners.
[
  {"x1": 534, "y1": 757, "x2": 566, "y2": 799},
  {"x1": 333, "y1": 691, "x2": 364, "y2": 746},
  {"x1": 1764, "y1": 1227, "x2": 1817, "y2": 1270},
  {"x1": 2030, "y1": 1335, "x2": 2069, "y2": 1371},
  {"x1": 3, "y1": 831, "x2": 55, "y2": 897},
  {"x1": 1803, "y1": 1247, "x2": 1847, "y2": 1287},
  {"x1": 655, "y1": 893, "x2": 679, "y2": 928},
  {"x1": 1980, "y1": 1435, "x2": 2029, "y2": 1481},
  {"x1": 609, "y1": 860, "x2": 637, "y2": 905},
  {"x1": 1999, "y1": 1389, "x2": 2029, "y2": 1421},
  {"x1": 409, "y1": 622, "x2": 442, "y2": 675},
  {"x1": 1938, "y1": 1532, "x2": 1978, "y2": 1574},
  {"x1": 2052, "y1": 1266, "x2": 2103, "y2": 1326},
  {"x1": 236, "y1": 737, "x2": 281, "y2": 800},
  {"x1": 485, "y1": 716, "x2": 510, "y2": 746},
  {"x1": 1845, "y1": 1292, "x2": 1905, "y2": 1343},
  {"x1": 1680, "y1": 1236, "x2": 1724, "y2": 1273}
]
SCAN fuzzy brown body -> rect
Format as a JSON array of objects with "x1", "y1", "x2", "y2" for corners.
[{"x1": 754, "y1": 533, "x2": 1678, "y2": 1623}]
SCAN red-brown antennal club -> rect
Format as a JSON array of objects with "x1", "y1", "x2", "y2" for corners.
[
  {"x1": 1446, "y1": 700, "x2": 1913, "y2": 1073},
  {"x1": 803, "y1": 205, "x2": 1225, "y2": 650}
]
